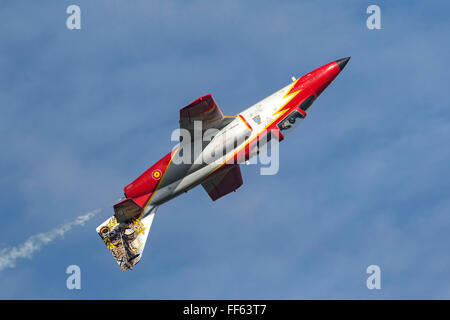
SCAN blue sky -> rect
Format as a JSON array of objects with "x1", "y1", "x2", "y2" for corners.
[{"x1": 0, "y1": 0, "x2": 449, "y2": 299}]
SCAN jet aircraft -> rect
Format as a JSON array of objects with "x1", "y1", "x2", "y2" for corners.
[{"x1": 97, "y1": 57, "x2": 350, "y2": 270}]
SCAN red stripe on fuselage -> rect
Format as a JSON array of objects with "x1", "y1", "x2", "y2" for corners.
[{"x1": 238, "y1": 114, "x2": 253, "y2": 131}]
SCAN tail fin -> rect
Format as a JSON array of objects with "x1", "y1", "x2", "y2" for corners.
[{"x1": 96, "y1": 206, "x2": 157, "y2": 271}]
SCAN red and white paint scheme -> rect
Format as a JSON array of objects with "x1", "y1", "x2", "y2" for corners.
[{"x1": 96, "y1": 57, "x2": 350, "y2": 270}]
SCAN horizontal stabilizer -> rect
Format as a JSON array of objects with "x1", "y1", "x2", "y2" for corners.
[{"x1": 113, "y1": 193, "x2": 151, "y2": 223}]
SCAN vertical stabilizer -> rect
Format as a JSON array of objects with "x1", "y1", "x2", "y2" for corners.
[{"x1": 96, "y1": 206, "x2": 157, "y2": 271}]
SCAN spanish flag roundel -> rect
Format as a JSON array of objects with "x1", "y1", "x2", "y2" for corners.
[{"x1": 152, "y1": 169, "x2": 162, "y2": 180}]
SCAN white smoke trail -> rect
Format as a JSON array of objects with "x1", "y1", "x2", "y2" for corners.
[{"x1": 0, "y1": 208, "x2": 102, "y2": 271}]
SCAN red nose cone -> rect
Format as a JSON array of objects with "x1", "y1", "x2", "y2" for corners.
[
  {"x1": 291, "y1": 57, "x2": 350, "y2": 97},
  {"x1": 336, "y1": 57, "x2": 351, "y2": 71}
]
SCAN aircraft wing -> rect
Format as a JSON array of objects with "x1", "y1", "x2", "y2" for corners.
[
  {"x1": 201, "y1": 164, "x2": 243, "y2": 201},
  {"x1": 179, "y1": 94, "x2": 235, "y2": 138}
]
